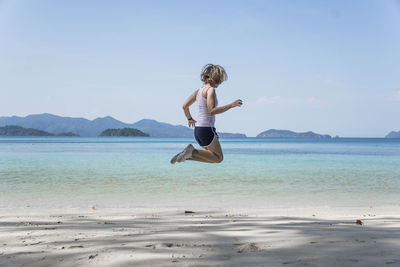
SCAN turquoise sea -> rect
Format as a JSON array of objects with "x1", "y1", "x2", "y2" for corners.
[{"x1": 1, "y1": 137, "x2": 400, "y2": 210}]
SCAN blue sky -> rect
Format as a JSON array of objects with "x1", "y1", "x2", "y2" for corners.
[{"x1": 0, "y1": 0, "x2": 399, "y2": 137}]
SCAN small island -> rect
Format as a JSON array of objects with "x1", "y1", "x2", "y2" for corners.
[
  {"x1": 55, "y1": 132, "x2": 79, "y2": 136},
  {"x1": 257, "y1": 129, "x2": 331, "y2": 138},
  {"x1": 219, "y1": 132, "x2": 247, "y2": 138},
  {"x1": 0, "y1": 125, "x2": 79, "y2": 136},
  {"x1": 385, "y1": 131, "x2": 400, "y2": 138},
  {"x1": 99, "y1": 127, "x2": 149, "y2": 137}
]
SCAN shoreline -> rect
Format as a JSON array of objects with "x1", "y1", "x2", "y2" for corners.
[
  {"x1": 2, "y1": 196, "x2": 400, "y2": 216},
  {"x1": 2, "y1": 204, "x2": 400, "y2": 217},
  {"x1": 1, "y1": 206, "x2": 400, "y2": 266}
]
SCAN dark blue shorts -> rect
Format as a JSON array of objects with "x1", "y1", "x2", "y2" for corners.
[{"x1": 194, "y1": 127, "x2": 218, "y2": 147}]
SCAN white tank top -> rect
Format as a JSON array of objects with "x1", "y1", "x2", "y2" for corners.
[{"x1": 196, "y1": 86, "x2": 218, "y2": 127}]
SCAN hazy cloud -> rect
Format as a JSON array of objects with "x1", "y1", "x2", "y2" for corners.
[
  {"x1": 308, "y1": 96, "x2": 317, "y2": 102},
  {"x1": 393, "y1": 90, "x2": 400, "y2": 101},
  {"x1": 44, "y1": 96, "x2": 52, "y2": 106}
]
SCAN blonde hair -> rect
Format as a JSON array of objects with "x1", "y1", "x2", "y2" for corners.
[{"x1": 201, "y1": 64, "x2": 227, "y2": 87}]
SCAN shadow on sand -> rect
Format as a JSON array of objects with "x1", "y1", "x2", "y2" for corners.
[{"x1": 1, "y1": 211, "x2": 400, "y2": 266}]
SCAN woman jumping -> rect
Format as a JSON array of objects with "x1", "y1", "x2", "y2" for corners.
[{"x1": 170, "y1": 64, "x2": 242, "y2": 164}]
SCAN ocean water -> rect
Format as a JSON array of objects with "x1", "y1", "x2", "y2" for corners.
[{"x1": 1, "y1": 137, "x2": 400, "y2": 210}]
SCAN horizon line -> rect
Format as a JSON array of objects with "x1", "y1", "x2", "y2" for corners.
[{"x1": 0, "y1": 112, "x2": 398, "y2": 138}]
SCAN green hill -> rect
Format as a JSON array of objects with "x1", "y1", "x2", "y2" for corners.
[
  {"x1": 257, "y1": 129, "x2": 331, "y2": 138},
  {"x1": 99, "y1": 128, "x2": 149, "y2": 137},
  {"x1": 0, "y1": 125, "x2": 79, "y2": 136}
]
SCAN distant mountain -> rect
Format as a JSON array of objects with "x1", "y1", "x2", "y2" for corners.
[
  {"x1": 0, "y1": 114, "x2": 191, "y2": 137},
  {"x1": 257, "y1": 129, "x2": 331, "y2": 138},
  {"x1": 100, "y1": 128, "x2": 149, "y2": 137},
  {"x1": 385, "y1": 131, "x2": 400, "y2": 138},
  {"x1": 0, "y1": 114, "x2": 98, "y2": 136},
  {"x1": 0, "y1": 125, "x2": 79, "y2": 136},
  {"x1": 0, "y1": 113, "x2": 247, "y2": 137}
]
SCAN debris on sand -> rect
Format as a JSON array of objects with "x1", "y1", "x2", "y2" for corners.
[
  {"x1": 185, "y1": 210, "x2": 195, "y2": 214},
  {"x1": 236, "y1": 242, "x2": 260, "y2": 253},
  {"x1": 89, "y1": 253, "x2": 98, "y2": 259},
  {"x1": 356, "y1": 220, "x2": 363, "y2": 225},
  {"x1": 16, "y1": 222, "x2": 38, "y2": 227},
  {"x1": 163, "y1": 243, "x2": 185, "y2": 248},
  {"x1": 69, "y1": 245, "x2": 84, "y2": 249}
]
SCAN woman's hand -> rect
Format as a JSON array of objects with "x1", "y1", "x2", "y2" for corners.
[
  {"x1": 231, "y1": 99, "x2": 243, "y2": 108},
  {"x1": 188, "y1": 119, "x2": 196, "y2": 128}
]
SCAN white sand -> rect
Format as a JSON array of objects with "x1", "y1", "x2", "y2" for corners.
[{"x1": 1, "y1": 206, "x2": 400, "y2": 266}]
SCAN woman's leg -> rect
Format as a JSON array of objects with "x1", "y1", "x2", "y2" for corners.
[{"x1": 189, "y1": 136, "x2": 223, "y2": 163}]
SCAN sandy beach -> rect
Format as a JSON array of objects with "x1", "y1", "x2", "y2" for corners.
[{"x1": 1, "y1": 206, "x2": 400, "y2": 267}]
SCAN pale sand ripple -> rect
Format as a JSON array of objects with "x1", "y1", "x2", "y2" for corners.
[{"x1": 0, "y1": 209, "x2": 400, "y2": 266}]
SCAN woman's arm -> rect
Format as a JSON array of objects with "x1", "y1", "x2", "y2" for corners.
[
  {"x1": 206, "y1": 87, "x2": 242, "y2": 115},
  {"x1": 182, "y1": 89, "x2": 198, "y2": 127}
]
